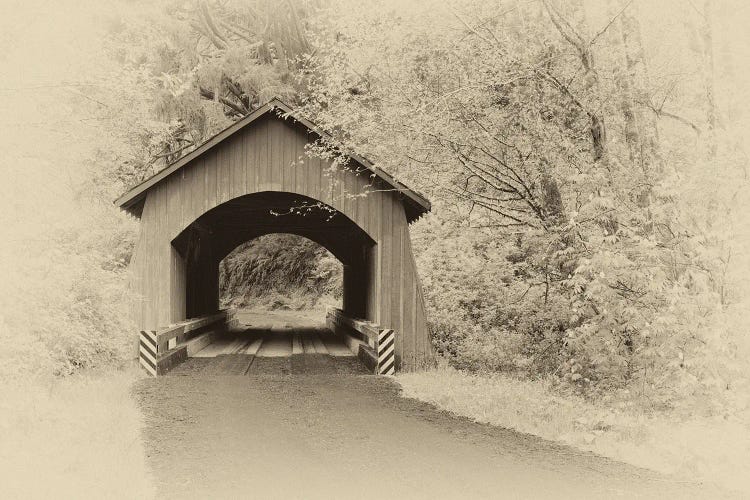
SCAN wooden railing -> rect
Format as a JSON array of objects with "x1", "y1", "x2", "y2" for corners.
[
  {"x1": 139, "y1": 309, "x2": 236, "y2": 377},
  {"x1": 326, "y1": 308, "x2": 396, "y2": 375}
]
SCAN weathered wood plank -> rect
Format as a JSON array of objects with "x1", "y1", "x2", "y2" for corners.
[
  {"x1": 141, "y1": 196, "x2": 152, "y2": 329},
  {"x1": 400, "y1": 220, "x2": 411, "y2": 369},
  {"x1": 246, "y1": 125, "x2": 258, "y2": 193},
  {"x1": 166, "y1": 175, "x2": 181, "y2": 244},
  {"x1": 379, "y1": 189, "x2": 392, "y2": 330},
  {"x1": 406, "y1": 248, "x2": 417, "y2": 369},
  {"x1": 367, "y1": 245, "x2": 378, "y2": 320},
  {"x1": 269, "y1": 116, "x2": 283, "y2": 189},
  {"x1": 192, "y1": 158, "x2": 202, "y2": 225},
  {"x1": 308, "y1": 144, "x2": 322, "y2": 205},
  {"x1": 281, "y1": 115, "x2": 291, "y2": 191},
  {"x1": 169, "y1": 246, "x2": 183, "y2": 323},
  {"x1": 206, "y1": 144, "x2": 218, "y2": 213},
  {"x1": 353, "y1": 175, "x2": 367, "y2": 231},
  {"x1": 390, "y1": 196, "x2": 404, "y2": 368},
  {"x1": 230, "y1": 127, "x2": 245, "y2": 199},
  {"x1": 344, "y1": 163, "x2": 355, "y2": 224},
  {"x1": 257, "y1": 117, "x2": 270, "y2": 191},
  {"x1": 294, "y1": 127, "x2": 305, "y2": 195},
  {"x1": 158, "y1": 183, "x2": 169, "y2": 327},
  {"x1": 218, "y1": 143, "x2": 231, "y2": 204}
]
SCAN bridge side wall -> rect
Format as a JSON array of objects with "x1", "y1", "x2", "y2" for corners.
[{"x1": 131, "y1": 114, "x2": 435, "y2": 370}]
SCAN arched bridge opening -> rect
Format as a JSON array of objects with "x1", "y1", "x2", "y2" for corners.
[
  {"x1": 172, "y1": 191, "x2": 375, "y2": 322},
  {"x1": 218, "y1": 233, "x2": 343, "y2": 314}
]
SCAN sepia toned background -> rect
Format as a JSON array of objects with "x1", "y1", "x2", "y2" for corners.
[{"x1": 1, "y1": 0, "x2": 749, "y2": 497}]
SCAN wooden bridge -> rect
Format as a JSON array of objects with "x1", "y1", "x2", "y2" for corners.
[
  {"x1": 117, "y1": 98, "x2": 436, "y2": 374},
  {"x1": 137, "y1": 309, "x2": 393, "y2": 377}
]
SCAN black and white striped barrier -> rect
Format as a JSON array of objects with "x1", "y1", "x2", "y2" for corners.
[
  {"x1": 377, "y1": 329, "x2": 396, "y2": 375},
  {"x1": 139, "y1": 330, "x2": 158, "y2": 377},
  {"x1": 138, "y1": 311, "x2": 234, "y2": 377}
]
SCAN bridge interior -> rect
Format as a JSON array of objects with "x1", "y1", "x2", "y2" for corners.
[
  {"x1": 168, "y1": 310, "x2": 369, "y2": 376},
  {"x1": 172, "y1": 191, "x2": 375, "y2": 322}
]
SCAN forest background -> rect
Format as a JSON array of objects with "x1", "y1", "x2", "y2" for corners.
[{"x1": 1, "y1": 0, "x2": 749, "y2": 494}]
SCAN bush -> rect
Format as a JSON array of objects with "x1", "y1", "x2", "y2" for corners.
[
  {"x1": 0, "y1": 186, "x2": 137, "y2": 381},
  {"x1": 411, "y1": 210, "x2": 749, "y2": 413}
]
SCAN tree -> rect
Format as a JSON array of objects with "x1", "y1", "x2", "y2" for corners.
[
  {"x1": 297, "y1": 0, "x2": 748, "y2": 406},
  {"x1": 82, "y1": 0, "x2": 750, "y2": 409},
  {"x1": 99, "y1": 0, "x2": 319, "y2": 188}
]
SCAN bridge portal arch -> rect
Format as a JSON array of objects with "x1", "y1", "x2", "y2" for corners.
[
  {"x1": 116, "y1": 98, "x2": 435, "y2": 371},
  {"x1": 174, "y1": 191, "x2": 374, "y2": 322}
]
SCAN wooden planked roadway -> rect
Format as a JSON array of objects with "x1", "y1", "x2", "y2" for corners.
[
  {"x1": 193, "y1": 327, "x2": 353, "y2": 358},
  {"x1": 165, "y1": 320, "x2": 368, "y2": 376}
]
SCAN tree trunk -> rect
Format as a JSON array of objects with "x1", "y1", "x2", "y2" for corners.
[
  {"x1": 684, "y1": 0, "x2": 718, "y2": 159},
  {"x1": 700, "y1": 0, "x2": 718, "y2": 158},
  {"x1": 542, "y1": 0, "x2": 607, "y2": 162}
]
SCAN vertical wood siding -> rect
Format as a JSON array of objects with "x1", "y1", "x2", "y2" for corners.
[{"x1": 131, "y1": 114, "x2": 434, "y2": 370}]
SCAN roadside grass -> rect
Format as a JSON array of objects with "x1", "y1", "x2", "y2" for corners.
[
  {"x1": 0, "y1": 367, "x2": 154, "y2": 499},
  {"x1": 397, "y1": 365, "x2": 750, "y2": 495}
]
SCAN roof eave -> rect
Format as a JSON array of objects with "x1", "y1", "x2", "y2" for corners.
[
  {"x1": 114, "y1": 97, "x2": 431, "y2": 220},
  {"x1": 114, "y1": 100, "x2": 278, "y2": 212}
]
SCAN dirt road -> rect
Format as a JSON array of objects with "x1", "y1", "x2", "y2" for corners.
[{"x1": 133, "y1": 312, "x2": 730, "y2": 499}]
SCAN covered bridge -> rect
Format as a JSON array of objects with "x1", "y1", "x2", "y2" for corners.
[{"x1": 116, "y1": 98, "x2": 435, "y2": 371}]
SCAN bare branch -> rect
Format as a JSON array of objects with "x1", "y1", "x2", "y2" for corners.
[
  {"x1": 589, "y1": 0, "x2": 635, "y2": 46},
  {"x1": 542, "y1": 0, "x2": 585, "y2": 49},
  {"x1": 643, "y1": 100, "x2": 701, "y2": 134},
  {"x1": 199, "y1": 85, "x2": 246, "y2": 117},
  {"x1": 197, "y1": 0, "x2": 229, "y2": 50}
]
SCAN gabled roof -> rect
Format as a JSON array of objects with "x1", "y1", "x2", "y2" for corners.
[{"x1": 115, "y1": 97, "x2": 430, "y2": 222}]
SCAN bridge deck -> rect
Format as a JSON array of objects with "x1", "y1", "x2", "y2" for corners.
[
  {"x1": 166, "y1": 310, "x2": 368, "y2": 376},
  {"x1": 193, "y1": 327, "x2": 354, "y2": 358}
]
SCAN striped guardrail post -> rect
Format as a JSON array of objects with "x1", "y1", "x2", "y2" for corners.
[
  {"x1": 377, "y1": 329, "x2": 396, "y2": 375},
  {"x1": 139, "y1": 330, "x2": 158, "y2": 377}
]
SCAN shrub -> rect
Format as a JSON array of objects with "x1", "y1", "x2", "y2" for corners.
[
  {"x1": 0, "y1": 186, "x2": 137, "y2": 381},
  {"x1": 411, "y1": 210, "x2": 749, "y2": 413}
]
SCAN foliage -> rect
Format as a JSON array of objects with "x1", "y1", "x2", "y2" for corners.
[
  {"x1": 299, "y1": 0, "x2": 750, "y2": 411},
  {"x1": 85, "y1": 0, "x2": 750, "y2": 413},
  {"x1": 219, "y1": 234, "x2": 342, "y2": 310},
  {"x1": 0, "y1": 174, "x2": 138, "y2": 379},
  {"x1": 0, "y1": 0, "x2": 142, "y2": 380},
  {"x1": 100, "y1": 0, "x2": 319, "y2": 189}
]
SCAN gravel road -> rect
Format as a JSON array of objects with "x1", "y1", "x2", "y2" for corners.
[
  {"x1": 132, "y1": 354, "x2": 732, "y2": 499},
  {"x1": 132, "y1": 310, "x2": 733, "y2": 499}
]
